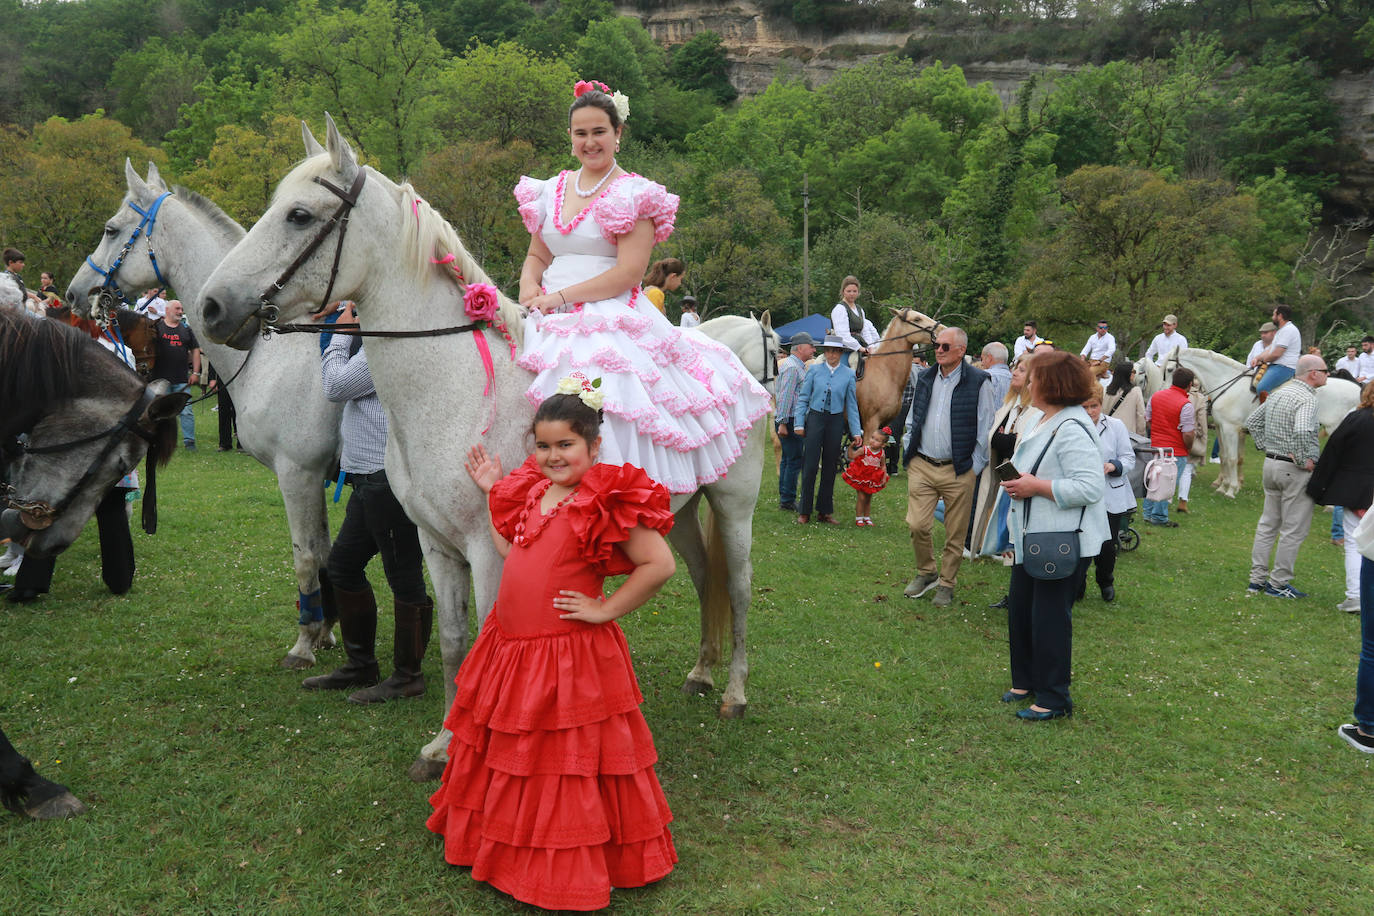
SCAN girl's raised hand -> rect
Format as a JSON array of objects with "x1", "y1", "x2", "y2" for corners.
[
  {"x1": 464, "y1": 444, "x2": 503, "y2": 493},
  {"x1": 554, "y1": 589, "x2": 614, "y2": 624}
]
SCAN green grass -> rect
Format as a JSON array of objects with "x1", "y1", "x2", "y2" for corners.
[{"x1": 2, "y1": 400, "x2": 1372, "y2": 913}]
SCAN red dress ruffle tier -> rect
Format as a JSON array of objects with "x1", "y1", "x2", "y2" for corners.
[
  {"x1": 426, "y1": 459, "x2": 678, "y2": 911},
  {"x1": 842, "y1": 447, "x2": 890, "y2": 494}
]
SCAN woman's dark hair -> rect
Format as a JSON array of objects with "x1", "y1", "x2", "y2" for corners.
[
  {"x1": 569, "y1": 90, "x2": 621, "y2": 131},
  {"x1": 645, "y1": 258, "x2": 684, "y2": 289},
  {"x1": 1029, "y1": 351, "x2": 1098, "y2": 406},
  {"x1": 532, "y1": 392, "x2": 602, "y2": 445},
  {"x1": 1106, "y1": 361, "x2": 1135, "y2": 396}
]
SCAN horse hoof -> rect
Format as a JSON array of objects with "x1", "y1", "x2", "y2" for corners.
[
  {"x1": 681, "y1": 678, "x2": 712, "y2": 697},
  {"x1": 279, "y1": 653, "x2": 315, "y2": 670},
  {"x1": 27, "y1": 792, "x2": 88, "y2": 820},
  {"x1": 408, "y1": 757, "x2": 446, "y2": 783},
  {"x1": 313, "y1": 631, "x2": 337, "y2": 651},
  {"x1": 718, "y1": 702, "x2": 747, "y2": 719}
]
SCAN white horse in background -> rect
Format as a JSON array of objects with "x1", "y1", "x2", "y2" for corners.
[
  {"x1": 0, "y1": 272, "x2": 21, "y2": 311},
  {"x1": 66, "y1": 161, "x2": 344, "y2": 669},
  {"x1": 197, "y1": 118, "x2": 769, "y2": 779},
  {"x1": 1173, "y1": 348, "x2": 1360, "y2": 497}
]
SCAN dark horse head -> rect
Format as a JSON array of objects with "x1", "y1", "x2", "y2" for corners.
[{"x1": 0, "y1": 309, "x2": 187, "y2": 557}]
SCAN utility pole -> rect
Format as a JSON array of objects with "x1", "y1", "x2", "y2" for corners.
[{"x1": 802, "y1": 173, "x2": 810, "y2": 316}]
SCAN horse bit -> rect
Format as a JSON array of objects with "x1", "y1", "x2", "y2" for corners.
[{"x1": 2, "y1": 388, "x2": 162, "y2": 534}]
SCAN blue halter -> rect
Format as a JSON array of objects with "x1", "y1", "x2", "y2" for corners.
[{"x1": 84, "y1": 192, "x2": 172, "y2": 310}]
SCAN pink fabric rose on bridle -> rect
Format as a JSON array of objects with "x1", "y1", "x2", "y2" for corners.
[{"x1": 463, "y1": 282, "x2": 499, "y2": 322}]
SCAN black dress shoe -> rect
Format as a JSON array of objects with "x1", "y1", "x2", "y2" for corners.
[
  {"x1": 1101, "y1": 585, "x2": 1116, "y2": 602},
  {"x1": 779, "y1": 502, "x2": 797, "y2": 512},
  {"x1": 1001, "y1": 690, "x2": 1033, "y2": 703},
  {"x1": 988, "y1": 595, "x2": 1008, "y2": 609},
  {"x1": 1017, "y1": 706, "x2": 1072, "y2": 721},
  {"x1": 7, "y1": 587, "x2": 45, "y2": 604}
]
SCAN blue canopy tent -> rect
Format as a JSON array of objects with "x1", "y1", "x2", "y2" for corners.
[{"x1": 774, "y1": 313, "x2": 829, "y2": 347}]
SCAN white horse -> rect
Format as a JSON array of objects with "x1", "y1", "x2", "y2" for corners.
[
  {"x1": 197, "y1": 118, "x2": 768, "y2": 779},
  {"x1": 66, "y1": 161, "x2": 345, "y2": 669},
  {"x1": 1173, "y1": 347, "x2": 1361, "y2": 497},
  {"x1": 0, "y1": 272, "x2": 20, "y2": 311}
]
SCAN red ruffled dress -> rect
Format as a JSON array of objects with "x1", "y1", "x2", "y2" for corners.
[
  {"x1": 842, "y1": 446, "x2": 890, "y2": 494},
  {"x1": 426, "y1": 458, "x2": 677, "y2": 911}
]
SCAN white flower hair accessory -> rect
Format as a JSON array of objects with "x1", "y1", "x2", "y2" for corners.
[
  {"x1": 611, "y1": 91, "x2": 630, "y2": 123},
  {"x1": 555, "y1": 372, "x2": 604, "y2": 410}
]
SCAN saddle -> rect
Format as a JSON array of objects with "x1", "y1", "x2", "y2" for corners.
[{"x1": 1249, "y1": 362, "x2": 1269, "y2": 395}]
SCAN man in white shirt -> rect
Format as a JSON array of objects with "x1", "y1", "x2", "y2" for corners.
[
  {"x1": 1255, "y1": 304, "x2": 1301, "y2": 397},
  {"x1": 135, "y1": 287, "x2": 167, "y2": 320},
  {"x1": 1358, "y1": 335, "x2": 1374, "y2": 385},
  {"x1": 1012, "y1": 320, "x2": 1042, "y2": 362},
  {"x1": 1145, "y1": 314, "x2": 1188, "y2": 365},
  {"x1": 1246, "y1": 322, "x2": 1277, "y2": 367},
  {"x1": 1079, "y1": 320, "x2": 1116, "y2": 365},
  {"x1": 1334, "y1": 345, "x2": 1360, "y2": 379},
  {"x1": 678, "y1": 295, "x2": 700, "y2": 329}
]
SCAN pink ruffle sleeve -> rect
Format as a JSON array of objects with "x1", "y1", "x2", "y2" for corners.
[
  {"x1": 594, "y1": 178, "x2": 680, "y2": 245},
  {"x1": 565, "y1": 463, "x2": 674, "y2": 576},
  {"x1": 513, "y1": 176, "x2": 546, "y2": 236}
]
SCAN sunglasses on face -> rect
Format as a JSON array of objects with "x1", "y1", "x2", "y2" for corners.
[{"x1": 935, "y1": 342, "x2": 958, "y2": 351}]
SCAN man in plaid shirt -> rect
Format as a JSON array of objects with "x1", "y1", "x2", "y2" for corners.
[
  {"x1": 775, "y1": 332, "x2": 816, "y2": 511},
  {"x1": 1244, "y1": 354, "x2": 1329, "y2": 599}
]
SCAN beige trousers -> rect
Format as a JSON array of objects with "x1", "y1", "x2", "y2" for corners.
[
  {"x1": 1250, "y1": 457, "x2": 1316, "y2": 588},
  {"x1": 906, "y1": 456, "x2": 977, "y2": 589}
]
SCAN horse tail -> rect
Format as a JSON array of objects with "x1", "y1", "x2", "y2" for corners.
[{"x1": 701, "y1": 503, "x2": 733, "y2": 667}]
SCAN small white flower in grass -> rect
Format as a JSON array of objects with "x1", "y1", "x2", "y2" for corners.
[{"x1": 67, "y1": 676, "x2": 77, "y2": 683}]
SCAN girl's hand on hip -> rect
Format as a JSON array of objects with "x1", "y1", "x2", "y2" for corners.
[{"x1": 555, "y1": 590, "x2": 613, "y2": 623}]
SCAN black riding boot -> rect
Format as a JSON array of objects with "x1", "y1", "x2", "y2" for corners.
[
  {"x1": 301, "y1": 585, "x2": 379, "y2": 690},
  {"x1": 348, "y1": 597, "x2": 433, "y2": 704}
]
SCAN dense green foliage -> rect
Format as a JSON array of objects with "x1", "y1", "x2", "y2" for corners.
[{"x1": 0, "y1": 0, "x2": 1370, "y2": 353}]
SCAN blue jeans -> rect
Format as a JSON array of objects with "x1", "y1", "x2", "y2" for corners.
[
  {"x1": 1356, "y1": 556, "x2": 1374, "y2": 731},
  {"x1": 1332, "y1": 506, "x2": 1345, "y2": 540},
  {"x1": 171, "y1": 383, "x2": 195, "y2": 445},
  {"x1": 778, "y1": 425, "x2": 804, "y2": 506},
  {"x1": 1256, "y1": 364, "x2": 1294, "y2": 396}
]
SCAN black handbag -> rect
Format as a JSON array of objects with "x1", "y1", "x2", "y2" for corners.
[{"x1": 1020, "y1": 420, "x2": 1091, "y2": 581}]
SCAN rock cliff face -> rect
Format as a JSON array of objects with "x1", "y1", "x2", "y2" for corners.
[{"x1": 624, "y1": 1, "x2": 1374, "y2": 210}]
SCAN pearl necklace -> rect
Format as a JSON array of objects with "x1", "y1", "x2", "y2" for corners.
[
  {"x1": 511, "y1": 483, "x2": 579, "y2": 547},
  {"x1": 573, "y1": 162, "x2": 617, "y2": 198}
]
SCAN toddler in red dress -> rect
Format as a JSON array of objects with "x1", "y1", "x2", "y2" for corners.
[
  {"x1": 842, "y1": 426, "x2": 892, "y2": 526},
  {"x1": 426, "y1": 377, "x2": 678, "y2": 910}
]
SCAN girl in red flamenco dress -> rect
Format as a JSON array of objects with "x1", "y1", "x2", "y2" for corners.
[
  {"x1": 842, "y1": 426, "x2": 892, "y2": 526},
  {"x1": 426, "y1": 380, "x2": 678, "y2": 911}
]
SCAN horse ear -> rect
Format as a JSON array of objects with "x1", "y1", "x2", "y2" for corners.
[
  {"x1": 324, "y1": 112, "x2": 359, "y2": 180},
  {"x1": 145, "y1": 161, "x2": 167, "y2": 191},
  {"x1": 302, "y1": 121, "x2": 325, "y2": 157},
  {"x1": 760, "y1": 310, "x2": 772, "y2": 329},
  {"x1": 124, "y1": 158, "x2": 150, "y2": 198}
]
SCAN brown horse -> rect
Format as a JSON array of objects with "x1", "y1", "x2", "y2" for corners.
[
  {"x1": 49, "y1": 300, "x2": 157, "y2": 378},
  {"x1": 855, "y1": 307, "x2": 945, "y2": 438}
]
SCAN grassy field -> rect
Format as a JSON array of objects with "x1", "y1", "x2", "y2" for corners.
[{"x1": 2, "y1": 400, "x2": 1371, "y2": 914}]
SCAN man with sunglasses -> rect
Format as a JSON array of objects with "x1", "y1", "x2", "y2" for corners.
[
  {"x1": 1243, "y1": 354, "x2": 1328, "y2": 599},
  {"x1": 901, "y1": 328, "x2": 996, "y2": 608},
  {"x1": 1079, "y1": 321, "x2": 1116, "y2": 367}
]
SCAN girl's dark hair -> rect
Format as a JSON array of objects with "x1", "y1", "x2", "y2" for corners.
[
  {"x1": 569, "y1": 90, "x2": 621, "y2": 131},
  {"x1": 532, "y1": 393, "x2": 602, "y2": 445},
  {"x1": 644, "y1": 258, "x2": 684, "y2": 289},
  {"x1": 1106, "y1": 361, "x2": 1135, "y2": 396}
]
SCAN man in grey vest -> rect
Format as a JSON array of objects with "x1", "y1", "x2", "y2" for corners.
[{"x1": 902, "y1": 327, "x2": 996, "y2": 608}]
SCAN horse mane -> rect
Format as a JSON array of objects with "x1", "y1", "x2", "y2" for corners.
[
  {"x1": 0, "y1": 309, "x2": 93, "y2": 438},
  {"x1": 172, "y1": 186, "x2": 247, "y2": 242},
  {"x1": 398, "y1": 182, "x2": 524, "y2": 350}
]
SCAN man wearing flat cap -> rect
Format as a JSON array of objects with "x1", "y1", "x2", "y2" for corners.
[
  {"x1": 1145, "y1": 314, "x2": 1188, "y2": 366},
  {"x1": 1247, "y1": 322, "x2": 1278, "y2": 369},
  {"x1": 775, "y1": 331, "x2": 816, "y2": 511}
]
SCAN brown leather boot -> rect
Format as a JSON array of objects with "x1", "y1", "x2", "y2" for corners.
[
  {"x1": 1177, "y1": 499, "x2": 1189, "y2": 513},
  {"x1": 301, "y1": 585, "x2": 379, "y2": 690},
  {"x1": 348, "y1": 597, "x2": 433, "y2": 704}
]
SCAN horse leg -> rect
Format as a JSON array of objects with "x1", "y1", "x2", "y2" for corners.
[
  {"x1": 409, "y1": 531, "x2": 474, "y2": 783},
  {"x1": 0, "y1": 725, "x2": 86, "y2": 820},
  {"x1": 703, "y1": 492, "x2": 754, "y2": 720},
  {"x1": 1217, "y1": 423, "x2": 1243, "y2": 498},
  {"x1": 275, "y1": 463, "x2": 334, "y2": 669},
  {"x1": 667, "y1": 493, "x2": 715, "y2": 698}
]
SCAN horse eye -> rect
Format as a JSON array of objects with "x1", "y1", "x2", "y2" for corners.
[
  {"x1": 103, "y1": 225, "x2": 117, "y2": 237},
  {"x1": 286, "y1": 207, "x2": 313, "y2": 226}
]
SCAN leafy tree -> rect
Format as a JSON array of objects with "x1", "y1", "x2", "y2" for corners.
[
  {"x1": 0, "y1": 114, "x2": 165, "y2": 285},
  {"x1": 164, "y1": 62, "x2": 284, "y2": 173},
  {"x1": 179, "y1": 115, "x2": 310, "y2": 228},
  {"x1": 573, "y1": 19, "x2": 650, "y2": 105},
  {"x1": 811, "y1": 211, "x2": 968, "y2": 320},
  {"x1": 107, "y1": 38, "x2": 208, "y2": 142},
  {"x1": 516, "y1": 0, "x2": 615, "y2": 56},
  {"x1": 671, "y1": 169, "x2": 795, "y2": 321},
  {"x1": 409, "y1": 139, "x2": 550, "y2": 290},
  {"x1": 437, "y1": 42, "x2": 577, "y2": 152},
  {"x1": 276, "y1": 0, "x2": 451, "y2": 174},
  {"x1": 669, "y1": 31, "x2": 737, "y2": 104},
  {"x1": 418, "y1": 0, "x2": 533, "y2": 52}
]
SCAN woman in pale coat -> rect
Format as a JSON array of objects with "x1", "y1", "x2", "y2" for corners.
[
  {"x1": 1102, "y1": 362, "x2": 1146, "y2": 438},
  {"x1": 972, "y1": 359, "x2": 1035, "y2": 562},
  {"x1": 1077, "y1": 392, "x2": 1136, "y2": 604},
  {"x1": 999, "y1": 351, "x2": 1109, "y2": 721}
]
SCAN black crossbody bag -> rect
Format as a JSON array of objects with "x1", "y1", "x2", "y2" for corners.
[{"x1": 1021, "y1": 420, "x2": 1092, "y2": 580}]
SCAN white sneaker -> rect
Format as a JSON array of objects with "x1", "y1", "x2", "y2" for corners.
[
  {"x1": 1338, "y1": 597, "x2": 1362, "y2": 614},
  {"x1": 1209, "y1": 457, "x2": 1221, "y2": 464}
]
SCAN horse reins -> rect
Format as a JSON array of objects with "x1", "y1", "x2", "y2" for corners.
[
  {"x1": 85, "y1": 192, "x2": 172, "y2": 316},
  {"x1": 2, "y1": 387, "x2": 165, "y2": 535}
]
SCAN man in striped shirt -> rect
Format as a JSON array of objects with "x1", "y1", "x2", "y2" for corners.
[
  {"x1": 775, "y1": 331, "x2": 815, "y2": 511},
  {"x1": 1243, "y1": 354, "x2": 1328, "y2": 599}
]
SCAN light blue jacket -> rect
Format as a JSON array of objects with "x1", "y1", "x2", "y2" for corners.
[
  {"x1": 1095, "y1": 414, "x2": 1137, "y2": 515},
  {"x1": 794, "y1": 360, "x2": 861, "y2": 438},
  {"x1": 1007, "y1": 405, "x2": 1110, "y2": 563}
]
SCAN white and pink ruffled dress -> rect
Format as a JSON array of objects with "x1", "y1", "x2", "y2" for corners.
[{"x1": 514, "y1": 171, "x2": 772, "y2": 494}]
